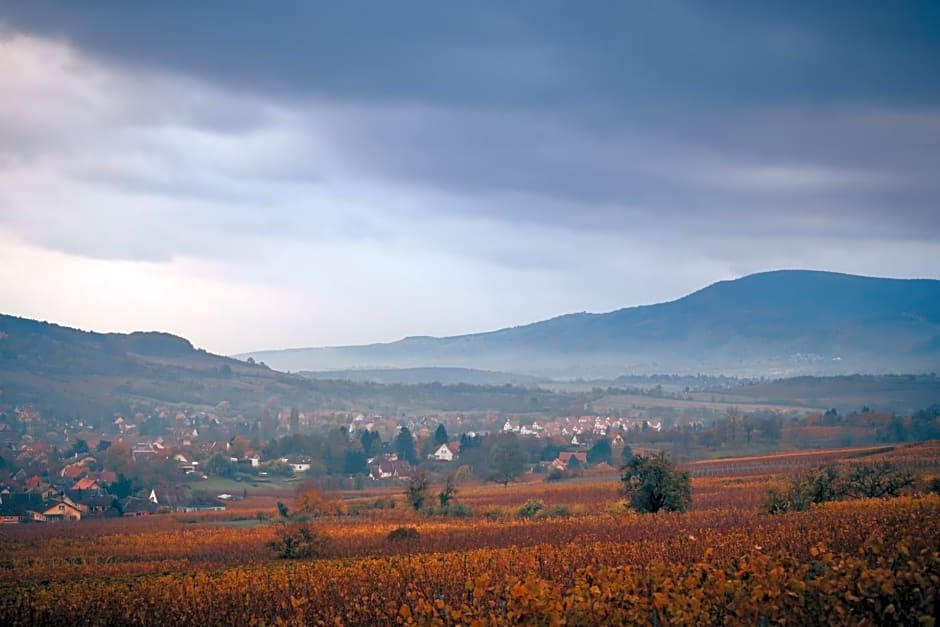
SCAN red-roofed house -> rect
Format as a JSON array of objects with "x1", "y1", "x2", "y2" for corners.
[
  {"x1": 72, "y1": 477, "x2": 101, "y2": 491},
  {"x1": 95, "y1": 471, "x2": 118, "y2": 485},
  {"x1": 61, "y1": 464, "x2": 86, "y2": 479},
  {"x1": 551, "y1": 451, "x2": 587, "y2": 471}
]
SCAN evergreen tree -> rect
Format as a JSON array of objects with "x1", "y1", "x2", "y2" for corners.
[
  {"x1": 434, "y1": 424, "x2": 449, "y2": 446},
  {"x1": 395, "y1": 427, "x2": 417, "y2": 464},
  {"x1": 587, "y1": 438, "x2": 612, "y2": 465},
  {"x1": 359, "y1": 429, "x2": 382, "y2": 458}
]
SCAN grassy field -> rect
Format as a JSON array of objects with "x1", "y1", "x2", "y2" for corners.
[{"x1": 193, "y1": 474, "x2": 299, "y2": 497}]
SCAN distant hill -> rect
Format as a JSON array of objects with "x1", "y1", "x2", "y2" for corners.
[
  {"x1": 0, "y1": 315, "x2": 569, "y2": 418},
  {"x1": 0, "y1": 314, "x2": 309, "y2": 417},
  {"x1": 699, "y1": 374, "x2": 940, "y2": 415},
  {"x1": 239, "y1": 270, "x2": 940, "y2": 377},
  {"x1": 299, "y1": 367, "x2": 543, "y2": 386}
]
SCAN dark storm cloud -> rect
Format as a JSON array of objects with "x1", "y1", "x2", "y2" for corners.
[
  {"x1": 0, "y1": 1, "x2": 938, "y2": 303},
  {"x1": 323, "y1": 105, "x2": 940, "y2": 242},
  {"x1": 4, "y1": 1, "x2": 939, "y2": 111},
  {"x1": 9, "y1": 0, "x2": 937, "y2": 246}
]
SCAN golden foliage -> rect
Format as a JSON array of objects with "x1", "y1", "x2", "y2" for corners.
[
  {"x1": 0, "y1": 496, "x2": 937, "y2": 625},
  {"x1": 294, "y1": 484, "x2": 348, "y2": 517}
]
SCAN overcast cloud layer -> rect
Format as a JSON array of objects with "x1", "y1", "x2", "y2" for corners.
[{"x1": 1, "y1": 1, "x2": 938, "y2": 355}]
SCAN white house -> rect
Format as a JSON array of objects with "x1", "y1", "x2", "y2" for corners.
[
  {"x1": 429, "y1": 443, "x2": 457, "y2": 462},
  {"x1": 369, "y1": 463, "x2": 394, "y2": 480},
  {"x1": 281, "y1": 457, "x2": 312, "y2": 473}
]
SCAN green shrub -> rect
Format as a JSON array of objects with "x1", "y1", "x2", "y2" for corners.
[
  {"x1": 387, "y1": 526, "x2": 420, "y2": 542},
  {"x1": 767, "y1": 462, "x2": 915, "y2": 514},
  {"x1": 441, "y1": 502, "x2": 472, "y2": 517},
  {"x1": 540, "y1": 504, "x2": 571, "y2": 518},
  {"x1": 269, "y1": 522, "x2": 330, "y2": 559},
  {"x1": 483, "y1": 507, "x2": 511, "y2": 521},
  {"x1": 621, "y1": 452, "x2": 691, "y2": 513},
  {"x1": 517, "y1": 499, "x2": 545, "y2": 518},
  {"x1": 546, "y1": 469, "x2": 567, "y2": 482}
]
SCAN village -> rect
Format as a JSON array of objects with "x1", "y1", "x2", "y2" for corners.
[
  {"x1": 0, "y1": 403, "x2": 671, "y2": 523},
  {"x1": 3, "y1": 395, "x2": 922, "y2": 525}
]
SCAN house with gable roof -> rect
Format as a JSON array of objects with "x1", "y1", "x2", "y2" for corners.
[
  {"x1": 72, "y1": 477, "x2": 101, "y2": 491},
  {"x1": 428, "y1": 442, "x2": 460, "y2": 462},
  {"x1": 41, "y1": 495, "x2": 83, "y2": 521},
  {"x1": 551, "y1": 451, "x2": 588, "y2": 471}
]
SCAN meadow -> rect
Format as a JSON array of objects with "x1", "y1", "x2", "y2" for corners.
[{"x1": 1, "y1": 443, "x2": 938, "y2": 625}]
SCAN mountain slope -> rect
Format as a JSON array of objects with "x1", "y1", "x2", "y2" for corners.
[
  {"x1": 0, "y1": 314, "x2": 315, "y2": 417},
  {"x1": 0, "y1": 315, "x2": 566, "y2": 418},
  {"x1": 299, "y1": 367, "x2": 543, "y2": 386},
  {"x1": 239, "y1": 270, "x2": 940, "y2": 377}
]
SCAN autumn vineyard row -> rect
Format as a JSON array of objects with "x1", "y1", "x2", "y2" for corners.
[
  {"x1": 2, "y1": 443, "x2": 939, "y2": 625},
  {"x1": 0, "y1": 495, "x2": 937, "y2": 625}
]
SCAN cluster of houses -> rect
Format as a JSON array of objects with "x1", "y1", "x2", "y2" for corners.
[
  {"x1": 0, "y1": 448, "x2": 121, "y2": 522},
  {"x1": 364, "y1": 441, "x2": 460, "y2": 481},
  {"x1": 0, "y1": 492, "x2": 84, "y2": 523},
  {"x1": 0, "y1": 476, "x2": 146, "y2": 523},
  {"x1": 0, "y1": 474, "x2": 226, "y2": 524},
  {"x1": 361, "y1": 433, "x2": 624, "y2": 481},
  {"x1": 367, "y1": 457, "x2": 415, "y2": 481},
  {"x1": 503, "y1": 416, "x2": 664, "y2": 441},
  {"x1": 0, "y1": 442, "x2": 229, "y2": 524},
  {"x1": 0, "y1": 401, "x2": 669, "y2": 520}
]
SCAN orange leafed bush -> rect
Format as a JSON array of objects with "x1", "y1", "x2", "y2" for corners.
[{"x1": 294, "y1": 484, "x2": 349, "y2": 517}]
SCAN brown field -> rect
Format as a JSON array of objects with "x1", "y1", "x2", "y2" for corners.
[{"x1": 1, "y1": 443, "x2": 939, "y2": 625}]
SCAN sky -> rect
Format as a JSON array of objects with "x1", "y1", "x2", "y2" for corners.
[{"x1": 0, "y1": 1, "x2": 938, "y2": 355}]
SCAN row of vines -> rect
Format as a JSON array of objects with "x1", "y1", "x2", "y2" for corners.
[{"x1": 2, "y1": 496, "x2": 938, "y2": 625}]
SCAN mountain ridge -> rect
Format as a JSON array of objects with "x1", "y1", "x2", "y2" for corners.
[
  {"x1": 238, "y1": 270, "x2": 940, "y2": 377},
  {"x1": 0, "y1": 313, "x2": 570, "y2": 419}
]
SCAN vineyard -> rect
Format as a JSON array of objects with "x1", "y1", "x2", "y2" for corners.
[{"x1": 1, "y1": 444, "x2": 939, "y2": 625}]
